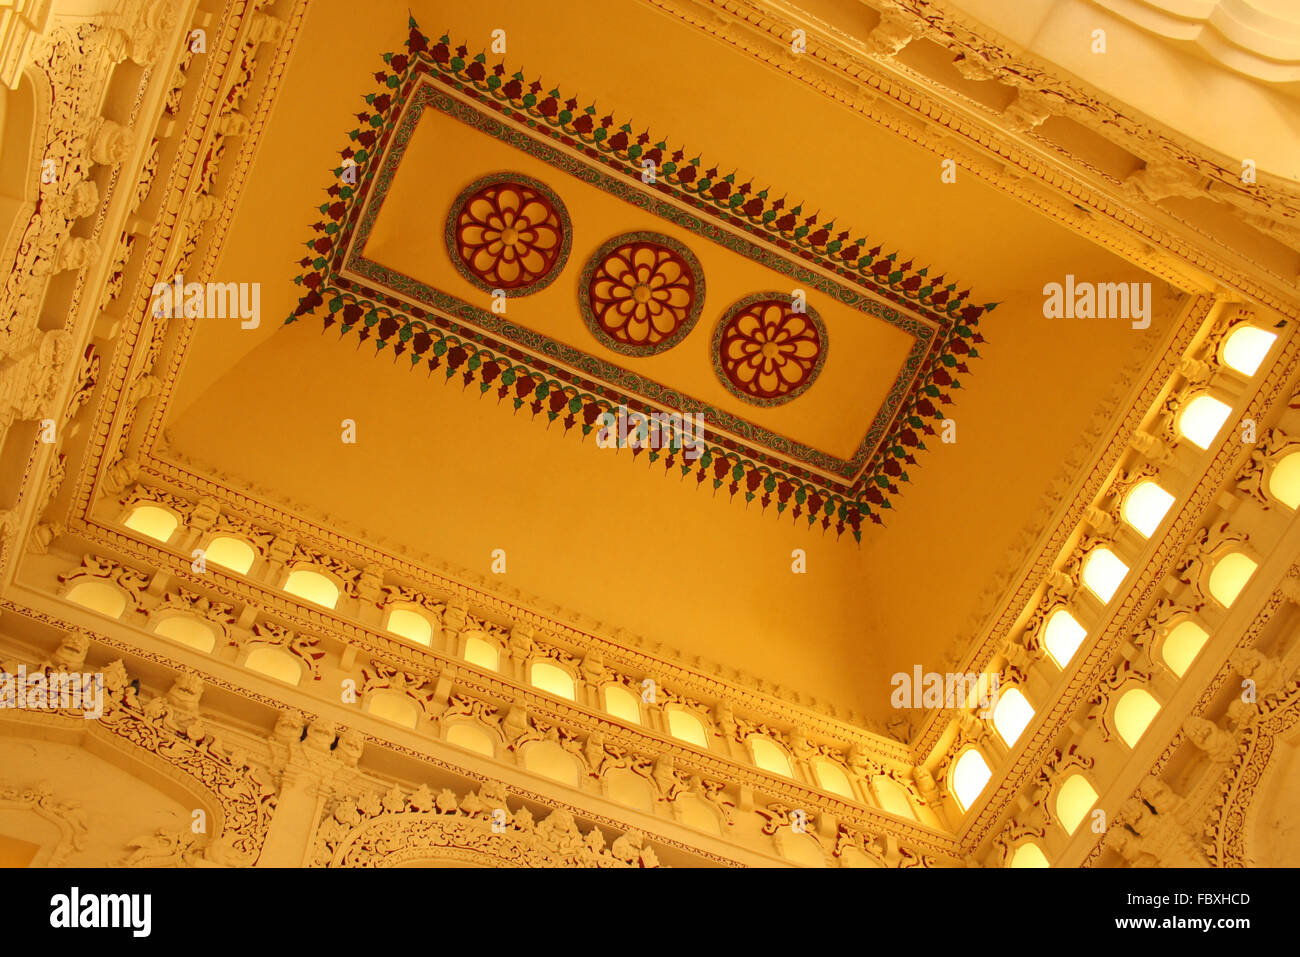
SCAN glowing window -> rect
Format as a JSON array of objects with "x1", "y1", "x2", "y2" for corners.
[
  {"x1": 65, "y1": 581, "x2": 127, "y2": 619},
  {"x1": 366, "y1": 691, "x2": 419, "y2": 728},
  {"x1": 1209, "y1": 552, "x2": 1257, "y2": 607},
  {"x1": 602, "y1": 685, "x2": 641, "y2": 725},
  {"x1": 666, "y1": 708, "x2": 709, "y2": 748},
  {"x1": 1268, "y1": 452, "x2": 1300, "y2": 509},
  {"x1": 1222, "y1": 325, "x2": 1276, "y2": 377},
  {"x1": 993, "y1": 688, "x2": 1035, "y2": 747},
  {"x1": 1010, "y1": 842, "x2": 1049, "y2": 868},
  {"x1": 1115, "y1": 688, "x2": 1161, "y2": 748},
  {"x1": 124, "y1": 505, "x2": 177, "y2": 542},
  {"x1": 1055, "y1": 774, "x2": 1098, "y2": 834},
  {"x1": 951, "y1": 749, "x2": 992, "y2": 811},
  {"x1": 1123, "y1": 482, "x2": 1175, "y2": 538},
  {"x1": 445, "y1": 721, "x2": 495, "y2": 757},
  {"x1": 1044, "y1": 609, "x2": 1088, "y2": 668},
  {"x1": 529, "y1": 661, "x2": 575, "y2": 700},
  {"x1": 152, "y1": 616, "x2": 216, "y2": 653},
  {"x1": 204, "y1": 536, "x2": 255, "y2": 574},
  {"x1": 873, "y1": 776, "x2": 914, "y2": 819},
  {"x1": 813, "y1": 760, "x2": 855, "y2": 799},
  {"x1": 1083, "y1": 548, "x2": 1129, "y2": 604},
  {"x1": 244, "y1": 646, "x2": 301, "y2": 685},
  {"x1": 384, "y1": 606, "x2": 432, "y2": 646},
  {"x1": 749, "y1": 737, "x2": 793, "y2": 776},
  {"x1": 1177, "y1": 394, "x2": 1231, "y2": 449},
  {"x1": 463, "y1": 634, "x2": 498, "y2": 671},
  {"x1": 283, "y1": 569, "x2": 338, "y2": 609},
  {"x1": 1161, "y1": 620, "x2": 1209, "y2": 677}
]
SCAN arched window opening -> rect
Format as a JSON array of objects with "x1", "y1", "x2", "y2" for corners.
[
  {"x1": 529, "y1": 661, "x2": 575, "y2": 700},
  {"x1": 666, "y1": 708, "x2": 708, "y2": 748},
  {"x1": 748, "y1": 736, "x2": 792, "y2": 777},
  {"x1": 366, "y1": 691, "x2": 420, "y2": 728},
  {"x1": 384, "y1": 606, "x2": 432, "y2": 646},
  {"x1": 1177, "y1": 394, "x2": 1231, "y2": 449},
  {"x1": 602, "y1": 685, "x2": 641, "y2": 725},
  {"x1": 993, "y1": 688, "x2": 1034, "y2": 747},
  {"x1": 1082, "y1": 547, "x2": 1129, "y2": 604},
  {"x1": 1055, "y1": 774, "x2": 1098, "y2": 835},
  {"x1": 1161, "y1": 621, "x2": 1209, "y2": 678},
  {"x1": 204, "y1": 536, "x2": 255, "y2": 574},
  {"x1": 1115, "y1": 688, "x2": 1161, "y2": 748},
  {"x1": 124, "y1": 505, "x2": 177, "y2": 543},
  {"x1": 445, "y1": 722, "x2": 495, "y2": 757},
  {"x1": 1268, "y1": 452, "x2": 1300, "y2": 510},
  {"x1": 463, "y1": 634, "x2": 499, "y2": 671},
  {"x1": 283, "y1": 569, "x2": 338, "y2": 609},
  {"x1": 1009, "y1": 842, "x2": 1049, "y2": 868},
  {"x1": 1222, "y1": 325, "x2": 1276, "y2": 377},
  {"x1": 1044, "y1": 609, "x2": 1087, "y2": 668},
  {"x1": 1209, "y1": 552, "x2": 1257, "y2": 607},
  {"x1": 813, "y1": 759, "x2": 855, "y2": 799},
  {"x1": 1122, "y1": 482, "x2": 1175, "y2": 538},
  {"x1": 951, "y1": 749, "x2": 992, "y2": 812}
]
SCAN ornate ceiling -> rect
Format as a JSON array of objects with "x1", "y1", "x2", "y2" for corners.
[
  {"x1": 4, "y1": 0, "x2": 1300, "y2": 872},
  {"x1": 145, "y1": 1, "x2": 1187, "y2": 723},
  {"x1": 288, "y1": 22, "x2": 997, "y2": 539}
]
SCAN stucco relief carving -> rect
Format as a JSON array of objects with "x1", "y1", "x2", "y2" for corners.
[
  {"x1": 311, "y1": 783, "x2": 663, "y2": 868},
  {"x1": 1105, "y1": 777, "x2": 1207, "y2": 867},
  {"x1": 1200, "y1": 678, "x2": 1300, "y2": 866},
  {"x1": 1, "y1": 645, "x2": 277, "y2": 865},
  {"x1": 0, "y1": 780, "x2": 89, "y2": 866}
]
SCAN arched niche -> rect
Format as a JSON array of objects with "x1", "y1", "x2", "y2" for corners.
[
  {"x1": 674, "y1": 795, "x2": 722, "y2": 836},
  {"x1": 773, "y1": 829, "x2": 826, "y2": 867},
  {"x1": 365, "y1": 691, "x2": 420, "y2": 729},
  {"x1": 520, "y1": 740, "x2": 579, "y2": 787},
  {"x1": 604, "y1": 767, "x2": 654, "y2": 812},
  {"x1": 242, "y1": 645, "x2": 302, "y2": 685},
  {"x1": 444, "y1": 720, "x2": 496, "y2": 758},
  {"x1": 150, "y1": 614, "x2": 218, "y2": 654}
]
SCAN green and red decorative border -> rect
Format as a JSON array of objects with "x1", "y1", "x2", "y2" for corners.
[{"x1": 286, "y1": 18, "x2": 996, "y2": 540}]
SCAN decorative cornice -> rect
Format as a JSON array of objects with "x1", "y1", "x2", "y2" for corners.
[{"x1": 639, "y1": 0, "x2": 1300, "y2": 319}]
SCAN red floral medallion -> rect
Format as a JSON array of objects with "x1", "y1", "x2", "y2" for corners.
[
  {"x1": 445, "y1": 173, "x2": 571, "y2": 295},
  {"x1": 713, "y1": 294, "x2": 827, "y2": 405},
  {"x1": 580, "y1": 232, "x2": 704, "y2": 356}
]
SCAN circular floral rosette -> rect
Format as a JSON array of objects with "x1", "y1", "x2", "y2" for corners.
[
  {"x1": 712, "y1": 293, "x2": 827, "y2": 406},
  {"x1": 445, "y1": 173, "x2": 572, "y2": 296},
  {"x1": 579, "y1": 232, "x2": 705, "y2": 356}
]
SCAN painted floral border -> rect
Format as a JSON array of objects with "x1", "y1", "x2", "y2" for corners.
[
  {"x1": 350, "y1": 80, "x2": 924, "y2": 480},
  {"x1": 287, "y1": 18, "x2": 998, "y2": 540}
]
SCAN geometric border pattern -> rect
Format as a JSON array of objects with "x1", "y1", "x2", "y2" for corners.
[{"x1": 286, "y1": 19, "x2": 998, "y2": 540}]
